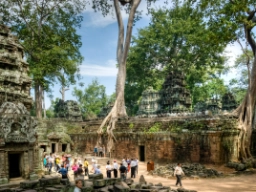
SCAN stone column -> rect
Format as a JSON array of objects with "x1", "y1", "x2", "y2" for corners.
[
  {"x1": 23, "y1": 151, "x2": 29, "y2": 179},
  {"x1": 0, "y1": 150, "x2": 8, "y2": 184},
  {"x1": 29, "y1": 148, "x2": 38, "y2": 180}
]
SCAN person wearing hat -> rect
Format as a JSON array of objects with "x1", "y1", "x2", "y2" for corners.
[{"x1": 113, "y1": 160, "x2": 119, "y2": 178}]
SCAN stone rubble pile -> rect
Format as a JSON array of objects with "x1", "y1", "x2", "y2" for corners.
[
  {"x1": 149, "y1": 163, "x2": 222, "y2": 178},
  {"x1": 0, "y1": 174, "x2": 198, "y2": 192}
]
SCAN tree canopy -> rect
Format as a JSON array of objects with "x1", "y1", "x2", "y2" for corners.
[
  {"x1": 125, "y1": 1, "x2": 227, "y2": 114},
  {"x1": 0, "y1": 0, "x2": 86, "y2": 118}
]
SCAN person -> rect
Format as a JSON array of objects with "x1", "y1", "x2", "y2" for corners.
[
  {"x1": 98, "y1": 146, "x2": 103, "y2": 157},
  {"x1": 75, "y1": 164, "x2": 84, "y2": 178},
  {"x1": 106, "y1": 161, "x2": 112, "y2": 178},
  {"x1": 66, "y1": 158, "x2": 70, "y2": 172},
  {"x1": 174, "y1": 163, "x2": 185, "y2": 187},
  {"x1": 74, "y1": 179, "x2": 83, "y2": 192},
  {"x1": 58, "y1": 165, "x2": 68, "y2": 179},
  {"x1": 72, "y1": 160, "x2": 79, "y2": 176},
  {"x1": 130, "y1": 159, "x2": 136, "y2": 178},
  {"x1": 43, "y1": 155, "x2": 48, "y2": 169},
  {"x1": 91, "y1": 161, "x2": 97, "y2": 173},
  {"x1": 55, "y1": 156, "x2": 61, "y2": 171},
  {"x1": 83, "y1": 158, "x2": 89, "y2": 176},
  {"x1": 119, "y1": 163, "x2": 127, "y2": 181},
  {"x1": 94, "y1": 146, "x2": 98, "y2": 156},
  {"x1": 94, "y1": 165, "x2": 101, "y2": 174},
  {"x1": 77, "y1": 158, "x2": 82, "y2": 166},
  {"x1": 112, "y1": 160, "x2": 119, "y2": 178},
  {"x1": 48, "y1": 153, "x2": 54, "y2": 173}
]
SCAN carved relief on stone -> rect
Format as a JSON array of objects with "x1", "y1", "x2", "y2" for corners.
[{"x1": 0, "y1": 102, "x2": 37, "y2": 145}]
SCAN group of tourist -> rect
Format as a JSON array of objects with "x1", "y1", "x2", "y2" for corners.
[
  {"x1": 93, "y1": 145, "x2": 106, "y2": 157},
  {"x1": 43, "y1": 153, "x2": 71, "y2": 178},
  {"x1": 104, "y1": 158, "x2": 139, "y2": 181},
  {"x1": 43, "y1": 152, "x2": 140, "y2": 184}
]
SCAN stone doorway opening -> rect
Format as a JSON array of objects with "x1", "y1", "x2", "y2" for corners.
[
  {"x1": 40, "y1": 145, "x2": 46, "y2": 152},
  {"x1": 51, "y1": 143, "x2": 56, "y2": 153},
  {"x1": 8, "y1": 153, "x2": 22, "y2": 178},
  {"x1": 139, "y1": 145, "x2": 145, "y2": 161},
  {"x1": 62, "y1": 144, "x2": 67, "y2": 152}
]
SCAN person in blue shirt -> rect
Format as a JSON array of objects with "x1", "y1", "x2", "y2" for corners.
[
  {"x1": 94, "y1": 165, "x2": 101, "y2": 174},
  {"x1": 58, "y1": 164, "x2": 68, "y2": 179}
]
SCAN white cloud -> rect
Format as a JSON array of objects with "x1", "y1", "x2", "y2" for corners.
[
  {"x1": 83, "y1": 1, "x2": 167, "y2": 27},
  {"x1": 222, "y1": 42, "x2": 242, "y2": 83},
  {"x1": 79, "y1": 60, "x2": 118, "y2": 77}
]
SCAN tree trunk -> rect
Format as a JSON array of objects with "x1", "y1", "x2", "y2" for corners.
[
  {"x1": 42, "y1": 89, "x2": 46, "y2": 119},
  {"x1": 35, "y1": 83, "x2": 42, "y2": 119},
  {"x1": 97, "y1": 0, "x2": 141, "y2": 151}
]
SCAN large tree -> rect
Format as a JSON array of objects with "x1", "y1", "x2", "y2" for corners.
[
  {"x1": 73, "y1": 79, "x2": 108, "y2": 119},
  {"x1": 0, "y1": 0, "x2": 85, "y2": 118},
  {"x1": 92, "y1": 0, "x2": 161, "y2": 152},
  {"x1": 199, "y1": 0, "x2": 256, "y2": 161},
  {"x1": 125, "y1": 2, "x2": 227, "y2": 113}
]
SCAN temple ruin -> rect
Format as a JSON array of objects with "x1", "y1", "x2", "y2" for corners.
[{"x1": 0, "y1": 25, "x2": 38, "y2": 184}]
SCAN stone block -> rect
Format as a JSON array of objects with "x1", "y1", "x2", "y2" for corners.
[
  {"x1": 84, "y1": 180, "x2": 93, "y2": 187},
  {"x1": 0, "y1": 188, "x2": 11, "y2": 192},
  {"x1": 125, "y1": 178, "x2": 133, "y2": 185},
  {"x1": 93, "y1": 179, "x2": 106, "y2": 188},
  {"x1": 60, "y1": 178, "x2": 70, "y2": 185},
  {"x1": 39, "y1": 177, "x2": 60, "y2": 188},
  {"x1": 12, "y1": 188, "x2": 23, "y2": 192},
  {"x1": 45, "y1": 187, "x2": 60, "y2": 192},
  {"x1": 88, "y1": 174, "x2": 103, "y2": 180},
  {"x1": 53, "y1": 184, "x2": 65, "y2": 189},
  {"x1": 20, "y1": 180, "x2": 39, "y2": 189},
  {"x1": 81, "y1": 186, "x2": 94, "y2": 192},
  {"x1": 114, "y1": 184, "x2": 130, "y2": 192},
  {"x1": 0, "y1": 178, "x2": 8, "y2": 184}
]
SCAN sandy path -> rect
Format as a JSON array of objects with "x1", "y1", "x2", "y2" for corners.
[{"x1": 74, "y1": 158, "x2": 256, "y2": 192}]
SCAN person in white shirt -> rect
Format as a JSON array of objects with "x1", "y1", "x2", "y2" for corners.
[
  {"x1": 174, "y1": 163, "x2": 185, "y2": 187},
  {"x1": 74, "y1": 179, "x2": 83, "y2": 192},
  {"x1": 112, "y1": 160, "x2": 119, "y2": 178},
  {"x1": 130, "y1": 159, "x2": 137, "y2": 178},
  {"x1": 106, "y1": 161, "x2": 112, "y2": 178}
]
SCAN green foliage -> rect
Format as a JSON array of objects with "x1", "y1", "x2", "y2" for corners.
[
  {"x1": 129, "y1": 123, "x2": 134, "y2": 129},
  {"x1": 72, "y1": 79, "x2": 112, "y2": 119},
  {"x1": 145, "y1": 123, "x2": 161, "y2": 133},
  {"x1": 125, "y1": 1, "x2": 227, "y2": 114},
  {"x1": 0, "y1": 0, "x2": 86, "y2": 117},
  {"x1": 192, "y1": 76, "x2": 228, "y2": 107},
  {"x1": 168, "y1": 123, "x2": 182, "y2": 133}
]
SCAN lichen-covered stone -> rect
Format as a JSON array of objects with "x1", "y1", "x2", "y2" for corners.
[
  {"x1": 88, "y1": 174, "x2": 103, "y2": 180},
  {"x1": 93, "y1": 179, "x2": 106, "y2": 188},
  {"x1": 20, "y1": 181, "x2": 39, "y2": 189}
]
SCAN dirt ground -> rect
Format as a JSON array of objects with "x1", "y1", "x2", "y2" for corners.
[{"x1": 75, "y1": 158, "x2": 256, "y2": 192}]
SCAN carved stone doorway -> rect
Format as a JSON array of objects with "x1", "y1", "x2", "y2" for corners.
[{"x1": 8, "y1": 153, "x2": 22, "y2": 178}]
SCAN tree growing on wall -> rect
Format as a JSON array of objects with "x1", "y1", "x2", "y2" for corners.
[
  {"x1": 199, "y1": 0, "x2": 256, "y2": 161},
  {"x1": 92, "y1": 0, "x2": 161, "y2": 151}
]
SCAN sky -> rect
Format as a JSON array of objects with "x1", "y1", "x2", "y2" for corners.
[{"x1": 42, "y1": 1, "x2": 242, "y2": 109}]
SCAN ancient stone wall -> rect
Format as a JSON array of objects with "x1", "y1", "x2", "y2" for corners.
[
  {"x1": 70, "y1": 130, "x2": 239, "y2": 164},
  {"x1": 36, "y1": 115, "x2": 248, "y2": 164}
]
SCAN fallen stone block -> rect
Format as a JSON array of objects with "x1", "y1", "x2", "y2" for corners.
[{"x1": 20, "y1": 180, "x2": 39, "y2": 189}]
